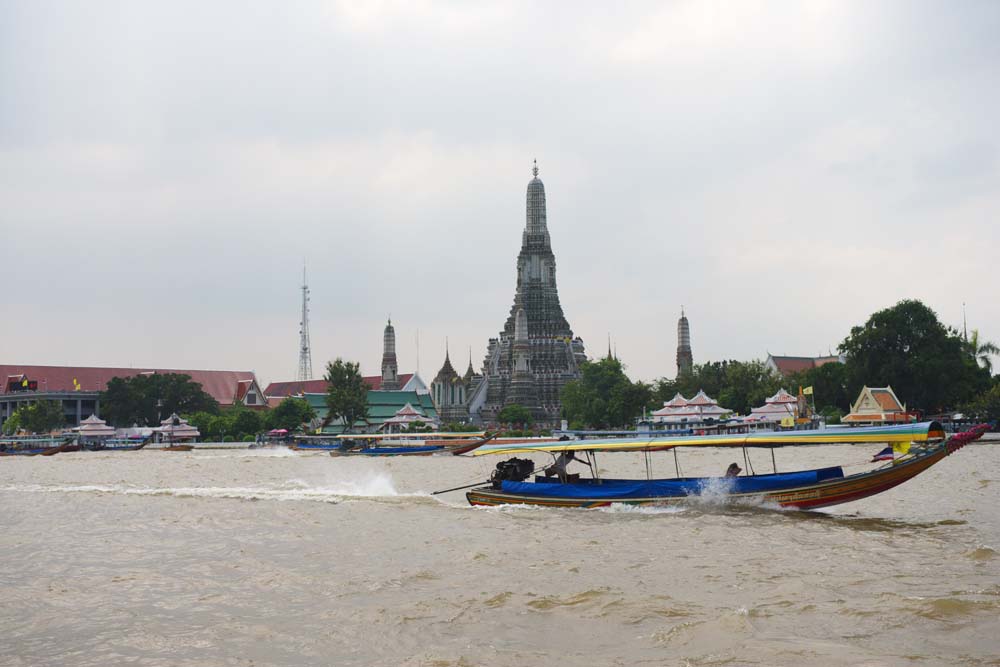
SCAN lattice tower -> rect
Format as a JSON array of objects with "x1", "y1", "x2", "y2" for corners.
[{"x1": 297, "y1": 265, "x2": 313, "y2": 381}]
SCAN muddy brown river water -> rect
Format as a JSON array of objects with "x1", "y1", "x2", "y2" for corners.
[{"x1": 1, "y1": 444, "x2": 998, "y2": 666}]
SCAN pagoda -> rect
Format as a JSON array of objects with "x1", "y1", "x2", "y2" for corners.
[{"x1": 475, "y1": 162, "x2": 586, "y2": 425}]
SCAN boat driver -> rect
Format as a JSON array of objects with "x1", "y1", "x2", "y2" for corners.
[{"x1": 545, "y1": 450, "x2": 581, "y2": 483}]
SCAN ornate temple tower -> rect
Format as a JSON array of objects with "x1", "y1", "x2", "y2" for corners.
[
  {"x1": 381, "y1": 319, "x2": 400, "y2": 390},
  {"x1": 676, "y1": 308, "x2": 693, "y2": 377},
  {"x1": 431, "y1": 344, "x2": 468, "y2": 422},
  {"x1": 476, "y1": 162, "x2": 587, "y2": 425}
]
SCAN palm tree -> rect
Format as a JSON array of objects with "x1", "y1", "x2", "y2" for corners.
[{"x1": 966, "y1": 329, "x2": 1000, "y2": 374}]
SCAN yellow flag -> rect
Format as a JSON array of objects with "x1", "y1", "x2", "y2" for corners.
[
  {"x1": 803, "y1": 386, "x2": 814, "y2": 395},
  {"x1": 780, "y1": 416, "x2": 795, "y2": 427},
  {"x1": 21, "y1": 378, "x2": 28, "y2": 387},
  {"x1": 893, "y1": 441, "x2": 911, "y2": 455}
]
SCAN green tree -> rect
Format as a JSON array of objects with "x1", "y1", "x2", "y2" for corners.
[
  {"x1": 786, "y1": 361, "x2": 852, "y2": 413},
  {"x1": 561, "y1": 357, "x2": 649, "y2": 429},
  {"x1": 717, "y1": 361, "x2": 783, "y2": 415},
  {"x1": 839, "y1": 299, "x2": 989, "y2": 413},
  {"x1": 185, "y1": 411, "x2": 217, "y2": 439},
  {"x1": 962, "y1": 383, "x2": 1000, "y2": 421},
  {"x1": 965, "y1": 329, "x2": 1000, "y2": 375},
  {"x1": 229, "y1": 406, "x2": 263, "y2": 439},
  {"x1": 15, "y1": 400, "x2": 67, "y2": 433},
  {"x1": 2, "y1": 410, "x2": 21, "y2": 435},
  {"x1": 101, "y1": 374, "x2": 218, "y2": 426},
  {"x1": 265, "y1": 397, "x2": 316, "y2": 432},
  {"x1": 497, "y1": 404, "x2": 533, "y2": 426},
  {"x1": 325, "y1": 359, "x2": 368, "y2": 433}
]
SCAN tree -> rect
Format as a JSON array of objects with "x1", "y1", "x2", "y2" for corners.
[
  {"x1": 561, "y1": 357, "x2": 649, "y2": 429},
  {"x1": 962, "y1": 383, "x2": 1000, "y2": 421},
  {"x1": 101, "y1": 373, "x2": 218, "y2": 426},
  {"x1": 2, "y1": 410, "x2": 21, "y2": 435},
  {"x1": 786, "y1": 361, "x2": 852, "y2": 414},
  {"x1": 839, "y1": 299, "x2": 989, "y2": 413},
  {"x1": 649, "y1": 360, "x2": 781, "y2": 416},
  {"x1": 265, "y1": 397, "x2": 316, "y2": 432},
  {"x1": 13, "y1": 400, "x2": 66, "y2": 433},
  {"x1": 966, "y1": 329, "x2": 1000, "y2": 375},
  {"x1": 716, "y1": 361, "x2": 783, "y2": 415},
  {"x1": 498, "y1": 404, "x2": 533, "y2": 426},
  {"x1": 229, "y1": 406, "x2": 263, "y2": 439},
  {"x1": 325, "y1": 359, "x2": 368, "y2": 433}
]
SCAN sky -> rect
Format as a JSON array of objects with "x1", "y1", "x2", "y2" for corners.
[{"x1": 3, "y1": 1, "x2": 999, "y2": 387}]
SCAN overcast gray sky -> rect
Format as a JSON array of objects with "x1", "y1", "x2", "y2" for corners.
[{"x1": 3, "y1": 1, "x2": 999, "y2": 387}]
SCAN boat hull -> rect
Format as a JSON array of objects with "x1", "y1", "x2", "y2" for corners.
[{"x1": 467, "y1": 444, "x2": 953, "y2": 510}]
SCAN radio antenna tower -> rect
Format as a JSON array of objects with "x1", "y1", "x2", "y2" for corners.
[{"x1": 297, "y1": 263, "x2": 314, "y2": 381}]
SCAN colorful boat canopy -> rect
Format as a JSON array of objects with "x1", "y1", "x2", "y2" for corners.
[
  {"x1": 335, "y1": 432, "x2": 486, "y2": 440},
  {"x1": 471, "y1": 421, "x2": 945, "y2": 457}
]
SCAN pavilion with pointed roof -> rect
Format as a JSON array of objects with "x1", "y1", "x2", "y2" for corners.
[
  {"x1": 381, "y1": 402, "x2": 440, "y2": 433},
  {"x1": 746, "y1": 388, "x2": 799, "y2": 423},
  {"x1": 844, "y1": 386, "x2": 912, "y2": 424},
  {"x1": 650, "y1": 390, "x2": 732, "y2": 424},
  {"x1": 74, "y1": 414, "x2": 116, "y2": 440}
]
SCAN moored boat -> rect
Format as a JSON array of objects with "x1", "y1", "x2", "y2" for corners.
[{"x1": 462, "y1": 422, "x2": 986, "y2": 510}]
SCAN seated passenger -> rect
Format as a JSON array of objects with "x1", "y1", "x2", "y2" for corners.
[{"x1": 725, "y1": 462, "x2": 742, "y2": 477}]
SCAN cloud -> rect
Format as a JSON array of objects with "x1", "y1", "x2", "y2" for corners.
[{"x1": 2, "y1": 1, "x2": 999, "y2": 387}]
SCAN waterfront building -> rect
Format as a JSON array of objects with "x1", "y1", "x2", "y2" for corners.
[
  {"x1": 154, "y1": 413, "x2": 201, "y2": 442},
  {"x1": 0, "y1": 364, "x2": 263, "y2": 429},
  {"x1": 381, "y1": 402, "x2": 440, "y2": 433},
  {"x1": 844, "y1": 386, "x2": 912, "y2": 424},
  {"x1": 472, "y1": 162, "x2": 587, "y2": 426},
  {"x1": 764, "y1": 354, "x2": 844, "y2": 377},
  {"x1": 264, "y1": 373, "x2": 429, "y2": 405},
  {"x1": 298, "y1": 390, "x2": 439, "y2": 434},
  {"x1": 747, "y1": 388, "x2": 799, "y2": 423},
  {"x1": 650, "y1": 390, "x2": 731, "y2": 424},
  {"x1": 676, "y1": 309, "x2": 693, "y2": 377}
]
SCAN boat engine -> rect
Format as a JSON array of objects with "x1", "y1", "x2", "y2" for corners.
[{"x1": 490, "y1": 457, "x2": 535, "y2": 488}]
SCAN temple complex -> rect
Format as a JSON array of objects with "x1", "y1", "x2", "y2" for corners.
[
  {"x1": 434, "y1": 163, "x2": 584, "y2": 426},
  {"x1": 676, "y1": 308, "x2": 693, "y2": 377}
]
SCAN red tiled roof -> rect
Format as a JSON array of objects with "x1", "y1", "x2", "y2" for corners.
[
  {"x1": 264, "y1": 373, "x2": 415, "y2": 398},
  {"x1": 871, "y1": 389, "x2": 903, "y2": 412},
  {"x1": 0, "y1": 364, "x2": 256, "y2": 406},
  {"x1": 769, "y1": 356, "x2": 819, "y2": 375}
]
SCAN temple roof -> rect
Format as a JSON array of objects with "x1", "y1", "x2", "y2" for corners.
[{"x1": 433, "y1": 351, "x2": 459, "y2": 384}]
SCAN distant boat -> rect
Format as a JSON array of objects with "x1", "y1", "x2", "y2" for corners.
[
  {"x1": 0, "y1": 436, "x2": 75, "y2": 457},
  {"x1": 460, "y1": 422, "x2": 986, "y2": 510}
]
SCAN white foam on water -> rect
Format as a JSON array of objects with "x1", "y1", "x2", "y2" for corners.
[
  {"x1": 598, "y1": 503, "x2": 689, "y2": 516},
  {"x1": 0, "y1": 471, "x2": 426, "y2": 503},
  {"x1": 193, "y1": 447, "x2": 299, "y2": 459}
]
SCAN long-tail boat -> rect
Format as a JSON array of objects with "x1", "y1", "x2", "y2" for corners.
[
  {"x1": 462, "y1": 422, "x2": 987, "y2": 510},
  {"x1": 0, "y1": 436, "x2": 75, "y2": 457},
  {"x1": 327, "y1": 432, "x2": 497, "y2": 457}
]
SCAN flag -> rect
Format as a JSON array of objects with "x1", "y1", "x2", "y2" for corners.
[
  {"x1": 892, "y1": 441, "x2": 911, "y2": 456},
  {"x1": 803, "y1": 386, "x2": 814, "y2": 395},
  {"x1": 21, "y1": 378, "x2": 28, "y2": 387},
  {"x1": 871, "y1": 446, "x2": 894, "y2": 462}
]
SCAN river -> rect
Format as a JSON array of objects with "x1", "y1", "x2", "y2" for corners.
[{"x1": 1, "y1": 443, "x2": 998, "y2": 666}]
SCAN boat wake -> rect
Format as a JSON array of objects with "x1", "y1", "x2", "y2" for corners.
[{"x1": 0, "y1": 472, "x2": 429, "y2": 504}]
